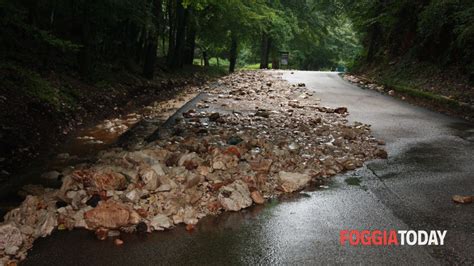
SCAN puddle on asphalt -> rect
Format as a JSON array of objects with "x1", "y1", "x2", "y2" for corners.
[
  {"x1": 370, "y1": 144, "x2": 456, "y2": 176},
  {"x1": 23, "y1": 175, "x2": 363, "y2": 265},
  {"x1": 344, "y1": 177, "x2": 361, "y2": 186},
  {"x1": 26, "y1": 191, "x2": 322, "y2": 253},
  {"x1": 368, "y1": 137, "x2": 469, "y2": 179},
  {"x1": 448, "y1": 122, "x2": 474, "y2": 142},
  {"x1": 402, "y1": 143, "x2": 453, "y2": 166}
]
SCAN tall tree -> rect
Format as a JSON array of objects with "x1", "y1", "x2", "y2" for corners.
[
  {"x1": 229, "y1": 33, "x2": 238, "y2": 72},
  {"x1": 259, "y1": 34, "x2": 271, "y2": 69},
  {"x1": 143, "y1": 0, "x2": 163, "y2": 79}
]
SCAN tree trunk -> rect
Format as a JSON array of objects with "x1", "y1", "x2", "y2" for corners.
[
  {"x1": 366, "y1": 25, "x2": 379, "y2": 62},
  {"x1": 162, "y1": 32, "x2": 166, "y2": 56},
  {"x1": 79, "y1": 1, "x2": 92, "y2": 77},
  {"x1": 366, "y1": 0, "x2": 387, "y2": 62},
  {"x1": 169, "y1": 0, "x2": 187, "y2": 68},
  {"x1": 272, "y1": 52, "x2": 280, "y2": 69},
  {"x1": 184, "y1": 12, "x2": 196, "y2": 65},
  {"x1": 26, "y1": 0, "x2": 38, "y2": 26},
  {"x1": 260, "y1": 34, "x2": 271, "y2": 69},
  {"x1": 203, "y1": 51, "x2": 209, "y2": 66},
  {"x1": 166, "y1": 0, "x2": 176, "y2": 66},
  {"x1": 143, "y1": 39, "x2": 158, "y2": 79},
  {"x1": 229, "y1": 34, "x2": 238, "y2": 73},
  {"x1": 124, "y1": 23, "x2": 139, "y2": 71},
  {"x1": 143, "y1": 0, "x2": 163, "y2": 79}
]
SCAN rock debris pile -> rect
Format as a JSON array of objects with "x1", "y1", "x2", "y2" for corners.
[
  {"x1": 0, "y1": 71, "x2": 386, "y2": 264},
  {"x1": 344, "y1": 74, "x2": 386, "y2": 93}
]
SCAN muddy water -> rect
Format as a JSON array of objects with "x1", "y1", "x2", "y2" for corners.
[{"x1": 59, "y1": 92, "x2": 197, "y2": 159}]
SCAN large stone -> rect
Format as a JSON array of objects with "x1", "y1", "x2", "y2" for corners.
[
  {"x1": 251, "y1": 191, "x2": 265, "y2": 204},
  {"x1": 218, "y1": 180, "x2": 252, "y2": 211},
  {"x1": 151, "y1": 163, "x2": 166, "y2": 176},
  {"x1": 249, "y1": 159, "x2": 273, "y2": 173},
  {"x1": 278, "y1": 171, "x2": 311, "y2": 192},
  {"x1": 157, "y1": 184, "x2": 172, "y2": 192},
  {"x1": 183, "y1": 206, "x2": 199, "y2": 225},
  {"x1": 211, "y1": 149, "x2": 239, "y2": 171},
  {"x1": 179, "y1": 152, "x2": 202, "y2": 170},
  {"x1": 73, "y1": 207, "x2": 93, "y2": 228},
  {"x1": 124, "y1": 189, "x2": 141, "y2": 203},
  {"x1": 126, "y1": 150, "x2": 167, "y2": 165},
  {"x1": 57, "y1": 175, "x2": 79, "y2": 202},
  {"x1": 5, "y1": 245, "x2": 19, "y2": 255},
  {"x1": 452, "y1": 195, "x2": 473, "y2": 204},
  {"x1": 212, "y1": 161, "x2": 226, "y2": 170},
  {"x1": 150, "y1": 214, "x2": 173, "y2": 231},
  {"x1": 34, "y1": 209, "x2": 57, "y2": 238},
  {"x1": 84, "y1": 201, "x2": 137, "y2": 229},
  {"x1": 140, "y1": 168, "x2": 159, "y2": 191},
  {"x1": 0, "y1": 224, "x2": 23, "y2": 250},
  {"x1": 73, "y1": 168, "x2": 128, "y2": 190}
]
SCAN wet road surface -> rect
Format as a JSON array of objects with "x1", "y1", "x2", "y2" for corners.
[{"x1": 24, "y1": 71, "x2": 474, "y2": 265}]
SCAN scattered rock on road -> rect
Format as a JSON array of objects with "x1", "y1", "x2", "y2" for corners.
[
  {"x1": 114, "y1": 239, "x2": 124, "y2": 246},
  {"x1": 452, "y1": 195, "x2": 473, "y2": 204},
  {"x1": 84, "y1": 201, "x2": 139, "y2": 229},
  {"x1": 218, "y1": 180, "x2": 253, "y2": 211},
  {"x1": 0, "y1": 70, "x2": 387, "y2": 264},
  {"x1": 278, "y1": 171, "x2": 312, "y2": 193},
  {"x1": 251, "y1": 191, "x2": 265, "y2": 204},
  {"x1": 0, "y1": 224, "x2": 23, "y2": 250}
]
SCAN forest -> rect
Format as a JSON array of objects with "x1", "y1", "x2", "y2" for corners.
[
  {"x1": 1, "y1": 0, "x2": 473, "y2": 76},
  {"x1": 0, "y1": 0, "x2": 361, "y2": 76},
  {"x1": 1, "y1": 0, "x2": 474, "y2": 180}
]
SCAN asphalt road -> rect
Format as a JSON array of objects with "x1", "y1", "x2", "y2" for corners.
[{"x1": 24, "y1": 71, "x2": 474, "y2": 265}]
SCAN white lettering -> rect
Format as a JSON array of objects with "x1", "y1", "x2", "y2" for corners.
[
  {"x1": 428, "y1": 231, "x2": 438, "y2": 245},
  {"x1": 398, "y1": 230, "x2": 407, "y2": 245},
  {"x1": 406, "y1": 231, "x2": 417, "y2": 245},
  {"x1": 437, "y1": 230, "x2": 447, "y2": 245},
  {"x1": 418, "y1": 231, "x2": 428, "y2": 245}
]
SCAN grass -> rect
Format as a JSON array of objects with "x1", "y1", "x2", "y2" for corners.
[
  {"x1": 240, "y1": 63, "x2": 273, "y2": 70},
  {"x1": 240, "y1": 63, "x2": 261, "y2": 70},
  {"x1": 1, "y1": 63, "x2": 66, "y2": 108},
  {"x1": 356, "y1": 60, "x2": 469, "y2": 113},
  {"x1": 382, "y1": 81, "x2": 460, "y2": 108},
  {"x1": 192, "y1": 58, "x2": 275, "y2": 71},
  {"x1": 345, "y1": 177, "x2": 361, "y2": 186},
  {"x1": 1, "y1": 58, "x2": 230, "y2": 114},
  {"x1": 193, "y1": 57, "x2": 230, "y2": 68}
]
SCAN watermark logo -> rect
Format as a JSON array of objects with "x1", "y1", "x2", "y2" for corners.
[{"x1": 340, "y1": 230, "x2": 447, "y2": 246}]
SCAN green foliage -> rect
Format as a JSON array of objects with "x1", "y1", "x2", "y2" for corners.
[
  {"x1": 37, "y1": 30, "x2": 82, "y2": 52},
  {"x1": 193, "y1": 57, "x2": 229, "y2": 67},
  {"x1": 1, "y1": 63, "x2": 61, "y2": 108},
  {"x1": 241, "y1": 63, "x2": 272, "y2": 70},
  {"x1": 345, "y1": 177, "x2": 361, "y2": 186},
  {"x1": 390, "y1": 84, "x2": 460, "y2": 108},
  {"x1": 0, "y1": 0, "x2": 374, "y2": 75},
  {"x1": 345, "y1": 0, "x2": 474, "y2": 77},
  {"x1": 190, "y1": 0, "x2": 361, "y2": 70}
]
